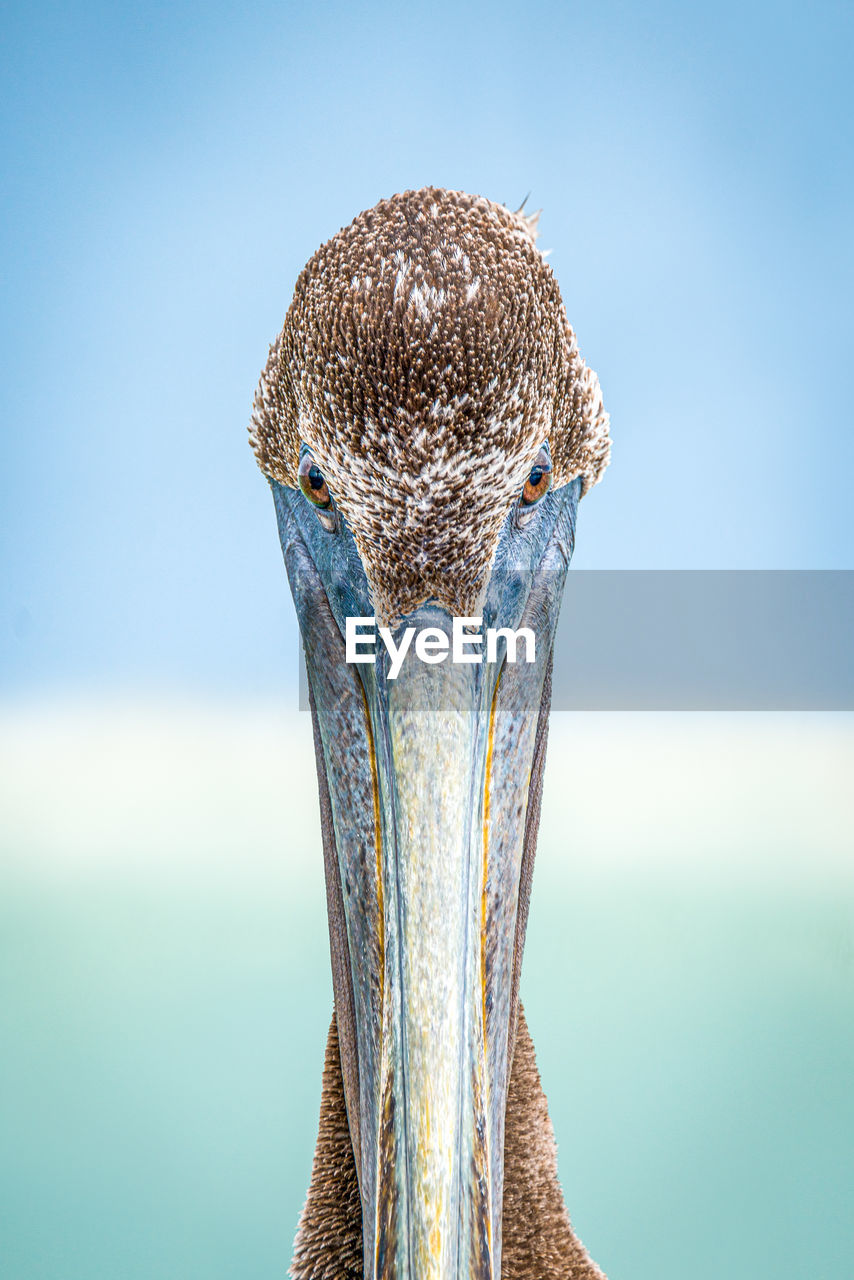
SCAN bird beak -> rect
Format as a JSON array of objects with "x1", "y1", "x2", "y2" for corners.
[{"x1": 272, "y1": 479, "x2": 578, "y2": 1280}]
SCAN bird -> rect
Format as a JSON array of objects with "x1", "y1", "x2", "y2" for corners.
[{"x1": 250, "y1": 187, "x2": 610, "y2": 1280}]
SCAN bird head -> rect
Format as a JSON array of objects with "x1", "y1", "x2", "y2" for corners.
[{"x1": 251, "y1": 187, "x2": 609, "y2": 1280}]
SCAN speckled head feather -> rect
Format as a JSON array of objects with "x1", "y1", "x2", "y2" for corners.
[{"x1": 250, "y1": 187, "x2": 609, "y2": 621}]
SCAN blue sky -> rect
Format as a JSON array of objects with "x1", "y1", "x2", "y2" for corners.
[{"x1": 2, "y1": 0, "x2": 852, "y2": 697}]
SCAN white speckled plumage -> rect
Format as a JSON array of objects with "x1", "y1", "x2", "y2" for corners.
[{"x1": 250, "y1": 187, "x2": 609, "y2": 622}]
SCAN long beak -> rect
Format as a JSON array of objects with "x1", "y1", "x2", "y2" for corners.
[
  {"x1": 276, "y1": 484, "x2": 574, "y2": 1280},
  {"x1": 366, "y1": 626, "x2": 495, "y2": 1278}
]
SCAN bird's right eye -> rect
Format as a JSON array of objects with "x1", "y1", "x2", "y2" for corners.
[
  {"x1": 298, "y1": 453, "x2": 332, "y2": 508},
  {"x1": 298, "y1": 450, "x2": 337, "y2": 532}
]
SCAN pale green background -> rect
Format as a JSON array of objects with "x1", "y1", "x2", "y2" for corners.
[{"x1": 1, "y1": 707, "x2": 852, "y2": 1278}]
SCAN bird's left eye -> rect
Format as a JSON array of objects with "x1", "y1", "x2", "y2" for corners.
[{"x1": 518, "y1": 445, "x2": 552, "y2": 522}]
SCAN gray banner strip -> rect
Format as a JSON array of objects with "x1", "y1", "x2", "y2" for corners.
[
  {"x1": 552, "y1": 571, "x2": 854, "y2": 710},
  {"x1": 297, "y1": 572, "x2": 854, "y2": 711}
]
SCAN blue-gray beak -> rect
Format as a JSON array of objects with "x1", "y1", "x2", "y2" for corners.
[{"x1": 273, "y1": 476, "x2": 579, "y2": 1280}]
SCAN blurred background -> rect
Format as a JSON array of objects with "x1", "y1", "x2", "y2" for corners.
[{"x1": 1, "y1": 2, "x2": 852, "y2": 1277}]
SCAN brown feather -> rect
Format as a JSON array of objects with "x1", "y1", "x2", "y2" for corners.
[
  {"x1": 250, "y1": 187, "x2": 609, "y2": 623},
  {"x1": 291, "y1": 1008, "x2": 605, "y2": 1280}
]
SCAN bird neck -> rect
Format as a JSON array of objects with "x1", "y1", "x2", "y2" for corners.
[{"x1": 291, "y1": 1005, "x2": 606, "y2": 1280}]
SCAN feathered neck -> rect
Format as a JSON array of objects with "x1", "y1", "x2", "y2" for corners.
[{"x1": 291, "y1": 1006, "x2": 605, "y2": 1279}]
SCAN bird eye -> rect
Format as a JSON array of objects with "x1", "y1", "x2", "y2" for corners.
[
  {"x1": 298, "y1": 452, "x2": 332, "y2": 508},
  {"x1": 518, "y1": 445, "x2": 552, "y2": 524},
  {"x1": 297, "y1": 450, "x2": 337, "y2": 532}
]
